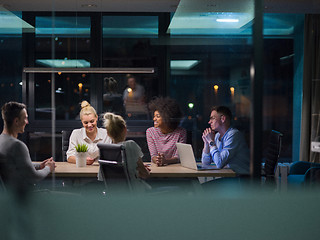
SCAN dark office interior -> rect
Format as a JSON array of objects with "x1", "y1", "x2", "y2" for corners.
[{"x1": 0, "y1": 0, "x2": 320, "y2": 239}]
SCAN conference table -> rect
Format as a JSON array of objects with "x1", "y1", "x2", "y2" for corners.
[
  {"x1": 44, "y1": 162, "x2": 237, "y2": 193},
  {"x1": 50, "y1": 161, "x2": 236, "y2": 178},
  {"x1": 50, "y1": 162, "x2": 100, "y2": 178}
]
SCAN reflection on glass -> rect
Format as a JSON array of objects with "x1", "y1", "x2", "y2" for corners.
[
  {"x1": 34, "y1": 73, "x2": 90, "y2": 120},
  {"x1": 123, "y1": 74, "x2": 148, "y2": 120},
  {"x1": 103, "y1": 77, "x2": 124, "y2": 116}
]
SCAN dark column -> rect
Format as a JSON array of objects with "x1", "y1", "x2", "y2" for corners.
[
  {"x1": 250, "y1": 0, "x2": 263, "y2": 180},
  {"x1": 158, "y1": 13, "x2": 171, "y2": 96},
  {"x1": 90, "y1": 13, "x2": 103, "y2": 112}
]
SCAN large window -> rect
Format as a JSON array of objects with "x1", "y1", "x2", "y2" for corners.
[
  {"x1": 168, "y1": 13, "x2": 304, "y2": 161},
  {"x1": 0, "y1": 8, "x2": 304, "y2": 164},
  {"x1": 0, "y1": 10, "x2": 23, "y2": 129},
  {"x1": 34, "y1": 16, "x2": 91, "y2": 120},
  {"x1": 102, "y1": 15, "x2": 160, "y2": 121},
  {"x1": 34, "y1": 73, "x2": 91, "y2": 120}
]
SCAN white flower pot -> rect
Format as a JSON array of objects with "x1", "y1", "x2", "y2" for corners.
[{"x1": 76, "y1": 152, "x2": 87, "y2": 167}]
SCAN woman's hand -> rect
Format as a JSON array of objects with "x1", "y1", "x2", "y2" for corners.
[
  {"x1": 152, "y1": 154, "x2": 179, "y2": 166},
  {"x1": 137, "y1": 159, "x2": 151, "y2": 179},
  {"x1": 86, "y1": 157, "x2": 95, "y2": 165},
  {"x1": 155, "y1": 153, "x2": 166, "y2": 166}
]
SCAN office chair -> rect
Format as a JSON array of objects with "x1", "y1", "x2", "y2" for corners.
[
  {"x1": 287, "y1": 162, "x2": 320, "y2": 188},
  {"x1": 0, "y1": 153, "x2": 7, "y2": 193},
  {"x1": 262, "y1": 130, "x2": 283, "y2": 182},
  {"x1": 304, "y1": 167, "x2": 320, "y2": 186},
  {"x1": 61, "y1": 130, "x2": 72, "y2": 162},
  {"x1": 97, "y1": 143, "x2": 132, "y2": 195}
]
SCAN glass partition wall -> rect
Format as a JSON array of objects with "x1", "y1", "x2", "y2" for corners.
[
  {"x1": 1, "y1": 2, "x2": 304, "y2": 171},
  {"x1": 1, "y1": 3, "x2": 319, "y2": 240}
]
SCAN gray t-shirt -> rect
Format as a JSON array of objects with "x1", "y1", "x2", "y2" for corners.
[{"x1": 0, "y1": 134, "x2": 51, "y2": 188}]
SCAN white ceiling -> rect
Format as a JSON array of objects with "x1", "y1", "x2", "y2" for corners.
[
  {"x1": 0, "y1": 0, "x2": 319, "y2": 13},
  {"x1": 0, "y1": 0, "x2": 180, "y2": 12}
]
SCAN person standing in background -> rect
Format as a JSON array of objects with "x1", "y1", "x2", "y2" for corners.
[
  {"x1": 123, "y1": 74, "x2": 147, "y2": 119},
  {"x1": 123, "y1": 74, "x2": 145, "y2": 105},
  {"x1": 103, "y1": 77, "x2": 124, "y2": 116}
]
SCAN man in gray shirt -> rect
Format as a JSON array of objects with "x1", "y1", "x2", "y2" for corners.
[{"x1": 0, "y1": 102, "x2": 55, "y2": 191}]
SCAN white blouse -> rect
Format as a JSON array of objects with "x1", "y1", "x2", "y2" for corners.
[{"x1": 66, "y1": 127, "x2": 112, "y2": 161}]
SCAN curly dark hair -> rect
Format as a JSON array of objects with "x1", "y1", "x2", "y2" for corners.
[{"x1": 148, "y1": 97, "x2": 182, "y2": 130}]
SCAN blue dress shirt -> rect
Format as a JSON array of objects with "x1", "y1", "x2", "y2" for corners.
[{"x1": 201, "y1": 127, "x2": 250, "y2": 175}]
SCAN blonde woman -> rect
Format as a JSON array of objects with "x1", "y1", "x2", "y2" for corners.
[
  {"x1": 102, "y1": 112, "x2": 150, "y2": 191},
  {"x1": 67, "y1": 101, "x2": 112, "y2": 165}
]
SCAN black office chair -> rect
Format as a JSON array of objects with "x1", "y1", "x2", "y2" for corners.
[
  {"x1": 262, "y1": 130, "x2": 283, "y2": 181},
  {"x1": 97, "y1": 143, "x2": 132, "y2": 195},
  {"x1": 0, "y1": 154, "x2": 7, "y2": 193},
  {"x1": 61, "y1": 130, "x2": 72, "y2": 162}
]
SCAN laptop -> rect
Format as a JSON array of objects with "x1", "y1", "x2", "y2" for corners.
[{"x1": 176, "y1": 143, "x2": 219, "y2": 170}]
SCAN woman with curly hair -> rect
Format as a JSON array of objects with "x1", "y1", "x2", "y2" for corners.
[{"x1": 146, "y1": 97, "x2": 187, "y2": 166}]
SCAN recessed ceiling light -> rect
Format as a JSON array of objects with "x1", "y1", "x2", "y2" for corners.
[
  {"x1": 216, "y1": 19, "x2": 239, "y2": 23},
  {"x1": 36, "y1": 59, "x2": 91, "y2": 68},
  {"x1": 170, "y1": 60, "x2": 200, "y2": 70},
  {"x1": 81, "y1": 4, "x2": 97, "y2": 8}
]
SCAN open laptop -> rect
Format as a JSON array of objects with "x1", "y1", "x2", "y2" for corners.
[{"x1": 176, "y1": 143, "x2": 219, "y2": 170}]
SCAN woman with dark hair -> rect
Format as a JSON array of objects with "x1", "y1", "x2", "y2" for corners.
[{"x1": 146, "y1": 97, "x2": 187, "y2": 166}]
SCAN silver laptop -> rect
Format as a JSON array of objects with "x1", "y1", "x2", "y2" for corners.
[{"x1": 176, "y1": 143, "x2": 219, "y2": 170}]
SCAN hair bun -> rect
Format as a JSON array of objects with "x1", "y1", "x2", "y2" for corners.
[{"x1": 81, "y1": 100, "x2": 90, "y2": 109}]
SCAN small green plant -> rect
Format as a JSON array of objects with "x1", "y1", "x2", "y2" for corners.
[{"x1": 75, "y1": 143, "x2": 88, "y2": 152}]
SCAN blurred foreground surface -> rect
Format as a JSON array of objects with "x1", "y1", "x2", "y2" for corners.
[{"x1": 1, "y1": 184, "x2": 320, "y2": 240}]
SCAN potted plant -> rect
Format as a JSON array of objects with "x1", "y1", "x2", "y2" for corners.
[{"x1": 75, "y1": 143, "x2": 88, "y2": 167}]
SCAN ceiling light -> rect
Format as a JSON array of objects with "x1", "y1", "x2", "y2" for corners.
[
  {"x1": 23, "y1": 67, "x2": 155, "y2": 74},
  {"x1": 36, "y1": 59, "x2": 90, "y2": 68},
  {"x1": 216, "y1": 19, "x2": 239, "y2": 23},
  {"x1": 0, "y1": 6, "x2": 34, "y2": 33},
  {"x1": 171, "y1": 60, "x2": 200, "y2": 70},
  {"x1": 168, "y1": 0, "x2": 254, "y2": 35},
  {"x1": 81, "y1": 4, "x2": 97, "y2": 8}
]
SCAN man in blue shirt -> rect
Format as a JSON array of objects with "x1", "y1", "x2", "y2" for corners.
[{"x1": 202, "y1": 106, "x2": 250, "y2": 175}]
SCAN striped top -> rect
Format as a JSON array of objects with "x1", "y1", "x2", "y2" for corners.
[{"x1": 146, "y1": 127, "x2": 187, "y2": 160}]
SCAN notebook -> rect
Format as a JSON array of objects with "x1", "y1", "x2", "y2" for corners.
[{"x1": 176, "y1": 142, "x2": 219, "y2": 170}]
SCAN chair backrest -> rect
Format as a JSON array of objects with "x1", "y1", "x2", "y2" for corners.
[
  {"x1": 264, "y1": 130, "x2": 283, "y2": 176},
  {"x1": 0, "y1": 153, "x2": 7, "y2": 193},
  {"x1": 97, "y1": 143, "x2": 132, "y2": 194},
  {"x1": 61, "y1": 130, "x2": 72, "y2": 162},
  {"x1": 304, "y1": 167, "x2": 320, "y2": 186}
]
